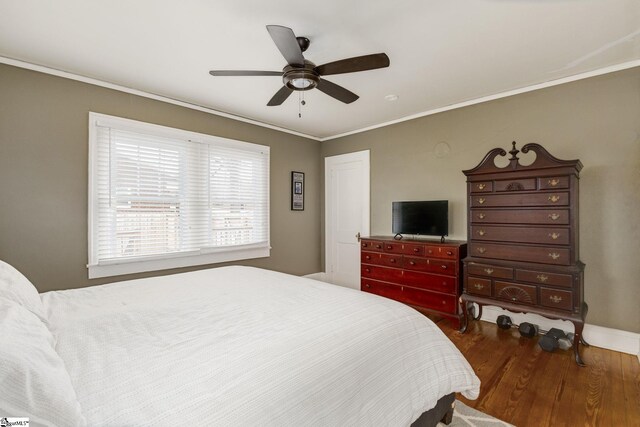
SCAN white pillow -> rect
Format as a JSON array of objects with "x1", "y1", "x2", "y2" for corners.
[
  {"x1": 0, "y1": 297, "x2": 86, "y2": 427},
  {"x1": 0, "y1": 259, "x2": 46, "y2": 320}
]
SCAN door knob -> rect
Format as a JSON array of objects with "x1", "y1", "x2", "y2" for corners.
[{"x1": 356, "y1": 232, "x2": 361, "y2": 241}]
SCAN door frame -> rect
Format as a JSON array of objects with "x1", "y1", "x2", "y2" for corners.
[{"x1": 324, "y1": 150, "x2": 370, "y2": 285}]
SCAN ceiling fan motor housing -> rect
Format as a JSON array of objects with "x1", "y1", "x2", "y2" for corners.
[{"x1": 283, "y1": 61, "x2": 319, "y2": 91}]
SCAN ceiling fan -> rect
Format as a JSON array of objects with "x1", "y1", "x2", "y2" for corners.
[{"x1": 209, "y1": 25, "x2": 390, "y2": 106}]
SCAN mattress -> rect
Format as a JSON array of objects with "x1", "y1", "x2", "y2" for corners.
[{"x1": 41, "y1": 266, "x2": 480, "y2": 426}]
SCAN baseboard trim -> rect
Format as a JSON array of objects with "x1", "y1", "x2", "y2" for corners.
[{"x1": 478, "y1": 305, "x2": 640, "y2": 356}]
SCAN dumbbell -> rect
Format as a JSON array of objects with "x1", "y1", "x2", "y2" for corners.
[
  {"x1": 518, "y1": 322, "x2": 539, "y2": 338},
  {"x1": 539, "y1": 328, "x2": 574, "y2": 352},
  {"x1": 496, "y1": 315, "x2": 512, "y2": 329}
]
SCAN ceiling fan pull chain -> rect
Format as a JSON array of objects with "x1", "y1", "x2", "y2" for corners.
[{"x1": 298, "y1": 91, "x2": 306, "y2": 118}]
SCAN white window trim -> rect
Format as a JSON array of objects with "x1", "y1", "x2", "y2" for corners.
[{"x1": 87, "y1": 112, "x2": 270, "y2": 279}]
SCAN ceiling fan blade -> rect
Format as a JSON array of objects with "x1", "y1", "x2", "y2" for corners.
[
  {"x1": 267, "y1": 85, "x2": 294, "y2": 106},
  {"x1": 315, "y1": 53, "x2": 390, "y2": 76},
  {"x1": 266, "y1": 25, "x2": 305, "y2": 66},
  {"x1": 316, "y1": 79, "x2": 359, "y2": 104},
  {"x1": 209, "y1": 70, "x2": 282, "y2": 77}
]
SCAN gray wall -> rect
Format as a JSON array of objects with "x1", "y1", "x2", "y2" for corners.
[
  {"x1": 321, "y1": 67, "x2": 640, "y2": 333},
  {"x1": 0, "y1": 63, "x2": 321, "y2": 292}
]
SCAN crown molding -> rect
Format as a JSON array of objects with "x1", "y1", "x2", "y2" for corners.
[
  {"x1": 0, "y1": 56, "x2": 321, "y2": 141},
  {"x1": 319, "y1": 59, "x2": 640, "y2": 141},
  {"x1": 2, "y1": 55, "x2": 638, "y2": 142}
]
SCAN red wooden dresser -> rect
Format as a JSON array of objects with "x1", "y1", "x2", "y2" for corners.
[{"x1": 360, "y1": 236, "x2": 467, "y2": 327}]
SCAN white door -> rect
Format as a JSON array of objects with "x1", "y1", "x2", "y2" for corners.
[{"x1": 325, "y1": 150, "x2": 370, "y2": 289}]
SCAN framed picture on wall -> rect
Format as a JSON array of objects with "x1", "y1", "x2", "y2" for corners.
[{"x1": 291, "y1": 171, "x2": 304, "y2": 211}]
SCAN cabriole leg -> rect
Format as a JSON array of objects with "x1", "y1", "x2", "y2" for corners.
[
  {"x1": 459, "y1": 297, "x2": 469, "y2": 333},
  {"x1": 572, "y1": 321, "x2": 586, "y2": 367}
]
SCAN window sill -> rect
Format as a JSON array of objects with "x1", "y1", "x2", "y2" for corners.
[{"x1": 88, "y1": 246, "x2": 270, "y2": 279}]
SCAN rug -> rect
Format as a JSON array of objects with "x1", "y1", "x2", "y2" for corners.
[{"x1": 437, "y1": 400, "x2": 515, "y2": 427}]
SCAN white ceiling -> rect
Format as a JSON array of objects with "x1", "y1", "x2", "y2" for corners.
[{"x1": 1, "y1": 0, "x2": 639, "y2": 140}]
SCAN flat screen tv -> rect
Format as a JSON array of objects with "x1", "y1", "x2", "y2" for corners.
[{"x1": 392, "y1": 200, "x2": 448, "y2": 240}]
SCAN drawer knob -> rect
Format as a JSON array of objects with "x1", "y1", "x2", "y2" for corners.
[
  {"x1": 365, "y1": 268, "x2": 371, "y2": 273},
  {"x1": 365, "y1": 284, "x2": 371, "y2": 288},
  {"x1": 386, "y1": 245, "x2": 392, "y2": 249},
  {"x1": 365, "y1": 255, "x2": 371, "y2": 260},
  {"x1": 478, "y1": 183, "x2": 486, "y2": 190},
  {"x1": 478, "y1": 198, "x2": 486, "y2": 204},
  {"x1": 511, "y1": 297, "x2": 518, "y2": 301},
  {"x1": 477, "y1": 247, "x2": 486, "y2": 254},
  {"x1": 548, "y1": 252, "x2": 561, "y2": 260},
  {"x1": 474, "y1": 283, "x2": 484, "y2": 290},
  {"x1": 441, "y1": 265, "x2": 447, "y2": 270},
  {"x1": 390, "y1": 258, "x2": 396, "y2": 263},
  {"x1": 375, "y1": 244, "x2": 382, "y2": 249},
  {"x1": 548, "y1": 178, "x2": 560, "y2": 187},
  {"x1": 409, "y1": 261, "x2": 416, "y2": 266},
  {"x1": 484, "y1": 268, "x2": 494, "y2": 275},
  {"x1": 549, "y1": 295, "x2": 563, "y2": 304},
  {"x1": 362, "y1": 243, "x2": 367, "y2": 248},
  {"x1": 537, "y1": 274, "x2": 549, "y2": 283},
  {"x1": 477, "y1": 229, "x2": 486, "y2": 236},
  {"x1": 446, "y1": 251, "x2": 453, "y2": 256},
  {"x1": 413, "y1": 247, "x2": 420, "y2": 253},
  {"x1": 548, "y1": 213, "x2": 560, "y2": 221},
  {"x1": 478, "y1": 213, "x2": 486, "y2": 219},
  {"x1": 548, "y1": 195, "x2": 560, "y2": 203},
  {"x1": 548, "y1": 232, "x2": 560, "y2": 240}
]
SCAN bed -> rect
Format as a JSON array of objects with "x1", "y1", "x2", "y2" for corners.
[{"x1": 1, "y1": 262, "x2": 480, "y2": 426}]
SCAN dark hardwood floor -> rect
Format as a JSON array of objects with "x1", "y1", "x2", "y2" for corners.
[{"x1": 430, "y1": 316, "x2": 640, "y2": 427}]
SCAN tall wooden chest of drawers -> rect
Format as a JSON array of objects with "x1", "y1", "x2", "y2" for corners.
[
  {"x1": 360, "y1": 236, "x2": 467, "y2": 327},
  {"x1": 460, "y1": 142, "x2": 588, "y2": 365}
]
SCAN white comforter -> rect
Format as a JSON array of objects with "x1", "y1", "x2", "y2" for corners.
[{"x1": 42, "y1": 266, "x2": 480, "y2": 426}]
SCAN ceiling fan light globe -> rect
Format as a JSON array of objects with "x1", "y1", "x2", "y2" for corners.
[{"x1": 290, "y1": 78, "x2": 313, "y2": 89}]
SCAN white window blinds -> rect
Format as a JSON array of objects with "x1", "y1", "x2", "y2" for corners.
[{"x1": 88, "y1": 113, "x2": 269, "y2": 278}]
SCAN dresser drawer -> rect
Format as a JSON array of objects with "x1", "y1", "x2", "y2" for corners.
[
  {"x1": 494, "y1": 178, "x2": 536, "y2": 192},
  {"x1": 471, "y1": 209, "x2": 569, "y2": 225},
  {"x1": 470, "y1": 192, "x2": 569, "y2": 208},
  {"x1": 403, "y1": 271, "x2": 457, "y2": 293},
  {"x1": 469, "y1": 242, "x2": 571, "y2": 265},
  {"x1": 466, "y1": 276, "x2": 492, "y2": 296},
  {"x1": 361, "y1": 279, "x2": 403, "y2": 299},
  {"x1": 361, "y1": 279, "x2": 457, "y2": 314},
  {"x1": 402, "y1": 288, "x2": 458, "y2": 314},
  {"x1": 470, "y1": 225, "x2": 570, "y2": 245},
  {"x1": 538, "y1": 176, "x2": 569, "y2": 190},
  {"x1": 469, "y1": 181, "x2": 493, "y2": 193},
  {"x1": 361, "y1": 265, "x2": 403, "y2": 283},
  {"x1": 425, "y1": 245, "x2": 458, "y2": 259},
  {"x1": 361, "y1": 240, "x2": 384, "y2": 252},
  {"x1": 383, "y1": 241, "x2": 425, "y2": 255},
  {"x1": 361, "y1": 251, "x2": 400, "y2": 266},
  {"x1": 495, "y1": 281, "x2": 537, "y2": 305},
  {"x1": 515, "y1": 269, "x2": 573, "y2": 288},
  {"x1": 404, "y1": 256, "x2": 457, "y2": 275},
  {"x1": 467, "y1": 262, "x2": 514, "y2": 279},
  {"x1": 539, "y1": 287, "x2": 573, "y2": 311}
]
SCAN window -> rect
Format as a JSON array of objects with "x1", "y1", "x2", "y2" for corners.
[{"x1": 88, "y1": 113, "x2": 269, "y2": 278}]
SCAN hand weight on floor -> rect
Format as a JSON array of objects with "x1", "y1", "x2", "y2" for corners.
[
  {"x1": 496, "y1": 315, "x2": 512, "y2": 329},
  {"x1": 539, "y1": 328, "x2": 570, "y2": 352},
  {"x1": 518, "y1": 322, "x2": 539, "y2": 338}
]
